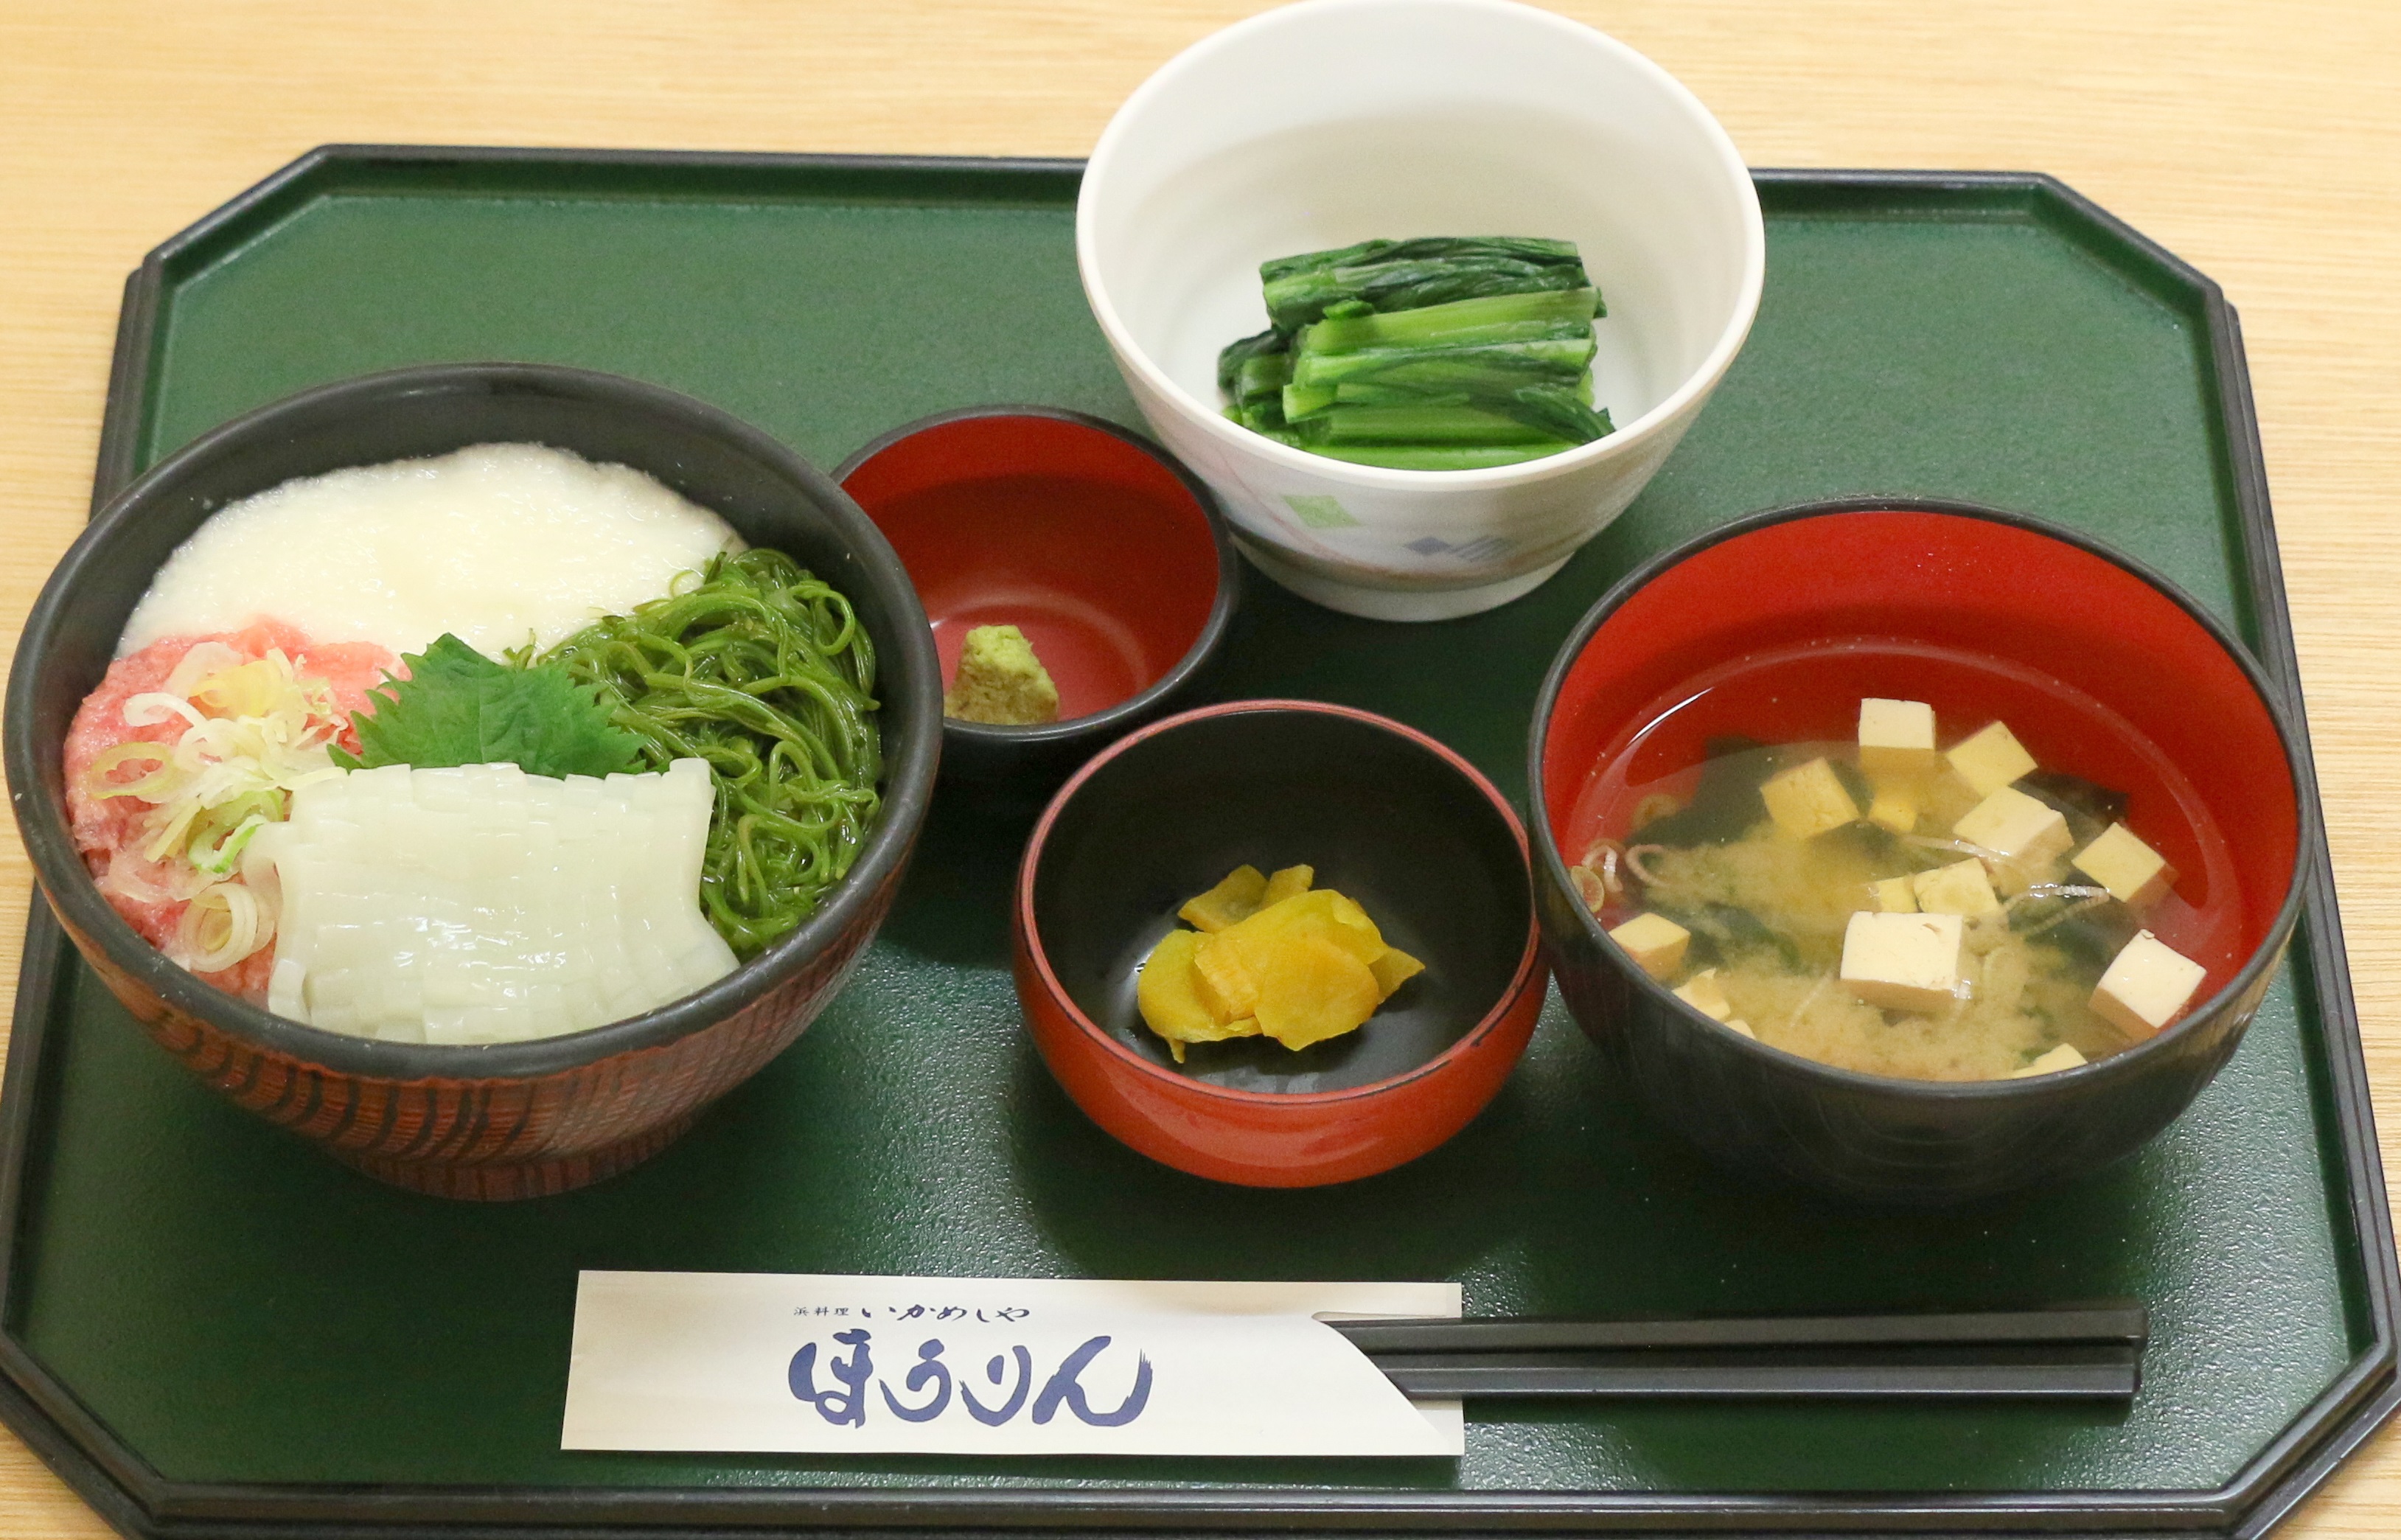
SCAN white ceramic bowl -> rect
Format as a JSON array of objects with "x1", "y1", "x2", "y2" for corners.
[{"x1": 1076, "y1": 0, "x2": 1766, "y2": 621}]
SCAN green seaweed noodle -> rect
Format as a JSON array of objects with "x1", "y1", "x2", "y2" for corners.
[{"x1": 541, "y1": 548, "x2": 882, "y2": 958}]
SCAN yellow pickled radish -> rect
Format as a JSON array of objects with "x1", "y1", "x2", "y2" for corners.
[{"x1": 1137, "y1": 861, "x2": 1425, "y2": 1059}]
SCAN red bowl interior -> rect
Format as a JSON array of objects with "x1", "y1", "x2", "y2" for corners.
[
  {"x1": 840, "y1": 414, "x2": 1221, "y2": 720},
  {"x1": 1540, "y1": 509, "x2": 2299, "y2": 1002}
]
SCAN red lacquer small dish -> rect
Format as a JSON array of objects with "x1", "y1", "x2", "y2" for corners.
[
  {"x1": 1013, "y1": 700, "x2": 1547, "y2": 1187},
  {"x1": 838, "y1": 407, "x2": 1237, "y2": 789}
]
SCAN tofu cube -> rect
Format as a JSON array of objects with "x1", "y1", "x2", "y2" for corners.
[
  {"x1": 1673, "y1": 967, "x2": 1734, "y2": 1021},
  {"x1": 1870, "y1": 876, "x2": 1917, "y2": 913},
  {"x1": 1945, "y1": 720, "x2": 2038, "y2": 797},
  {"x1": 1867, "y1": 781, "x2": 1919, "y2": 835},
  {"x1": 1841, "y1": 910, "x2": 1965, "y2": 1014},
  {"x1": 2091, "y1": 930, "x2": 2208, "y2": 1036},
  {"x1": 1912, "y1": 857, "x2": 2001, "y2": 917},
  {"x1": 1609, "y1": 912, "x2": 1690, "y2": 981},
  {"x1": 1953, "y1": 784, "x2": 2073, "y2": 872},
  {"x1": 2007, "y1": 1042, "x2": 2088, "y2": 1079},
  {"x1": 1858, "y1": 697, "x2": 1937, "y2": 773},
  {"x1": 1760, "y1": 756, "x2": 1859, "y2": 840},
  {"x1": 2074, "y1": 823, "x2": 2176, "y2": 907}
]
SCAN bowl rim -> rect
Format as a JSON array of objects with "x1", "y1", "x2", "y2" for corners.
[
  {"x1": 1016, "y1": 697, "x2": 1545, "y2": 1106},
  {"x1": 1524, "y1": 492, "x2": 2320, "y2": 1098},
  {"x1": 1074, "y1": 0, "x2": 1768, "y2": 492},
  {"x1": 4, "y1": 360, "x2": 944, "y2": 1081},
  {"x1": 832, "y1": 403, "x2": 1241, "y2": 748}
]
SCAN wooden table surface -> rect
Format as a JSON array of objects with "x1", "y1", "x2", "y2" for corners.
[{"x1": 3, "y1": 1, "x2": 2397, "y2": 1533}]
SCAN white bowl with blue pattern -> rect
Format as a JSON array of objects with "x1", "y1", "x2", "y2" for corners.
[{"x1": 1076, "y1": 0, "x2": 1764, "y2": 621}]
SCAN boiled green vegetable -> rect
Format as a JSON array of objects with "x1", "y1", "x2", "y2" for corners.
[
  {"x1": 1258, "y1": 236, "x2": 1592, "y2": 332},
  {"x1": 1218, "y1": 239, "x2": 1612, "y2": 470}
]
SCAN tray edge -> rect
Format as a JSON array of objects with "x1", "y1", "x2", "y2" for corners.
[{"x1": 1, "y1": 146, "x2": 2389, "y2": 1540}]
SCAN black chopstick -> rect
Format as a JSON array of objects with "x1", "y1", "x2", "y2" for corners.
[
  {"x1": 1329, "y1": 1300, "x2": 2146, "y2": 1354},
  {"x1": 1371, "y1": 1348, "x2": 2139, "y2": 1401},
  {"x1": 1334, "y1": 1302, "x2": 2146, "y2": 1401}
]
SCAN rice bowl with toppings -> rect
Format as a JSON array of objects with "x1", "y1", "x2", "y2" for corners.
[{"x1": 63, "y1": 441, "x2": 884, "y2": 1046}]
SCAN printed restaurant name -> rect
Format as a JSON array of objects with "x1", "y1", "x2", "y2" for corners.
[{"x1": 788, "y1": 1325, "x2": 1154, "y2": 1429}]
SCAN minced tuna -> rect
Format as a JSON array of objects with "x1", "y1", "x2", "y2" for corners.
[{"x1": 64, "y1": 619, "x2": 394, "y2": 1002}]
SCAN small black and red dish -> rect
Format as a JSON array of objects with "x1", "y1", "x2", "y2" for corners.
[
  {"x1": 837, "y1": 406, "x2": 1238, "y2": 788},
  {"x1": 1527, "y1": 497, "x2": 2313, "y2": 1205},
  {"x1": 1014, "y1": 700, "x2": 1547, "y2": 1187}
]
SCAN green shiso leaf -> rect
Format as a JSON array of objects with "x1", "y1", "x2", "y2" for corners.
[{"x1": 332, "y1": 633, "x2": 646, "y2": 780}]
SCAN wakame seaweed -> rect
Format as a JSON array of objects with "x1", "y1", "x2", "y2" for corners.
[
  {"x1": 1631, "y1": 736, "x2": 1771, "y2": 847},
  {"x1": 1828, "y1": 756, "x2": 1878, "y2": 813},
  {"x1": 1659, "y1": 900, "x2": 1805, "y2": 972},
  {"x1": 2010, "y1": 885, "x2": 2142, "y2": 976},
  {"x1": 2020, "y1": 769, "x2": 2130, "y2": 847},
  {"x1": 543, "y1": 548, "x2": 882, "y2": 958}
]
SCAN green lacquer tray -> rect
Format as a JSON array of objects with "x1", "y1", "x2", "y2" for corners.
[{"x1": 2, "y1": 147, "x2": 2392, "y2": 1539}]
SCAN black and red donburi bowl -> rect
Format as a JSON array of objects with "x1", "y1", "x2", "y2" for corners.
[
  {"x1": 3, "y1": 363, "x2": 942, "y2": 1200},
  {"x1": 1528, "y1": 498, "x2": 2313, "y2": 1205},
  {"x1": 837, "y1": 406, "x2": 1236, "y2": 790},
  {"x1": 1015, "y1": 700, "x2": 1547, "y2": 1186}
]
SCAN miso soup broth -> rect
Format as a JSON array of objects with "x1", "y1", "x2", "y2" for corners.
[{"x1": 1564, "y1": 643, "x2": 2242, "y2": 1082}]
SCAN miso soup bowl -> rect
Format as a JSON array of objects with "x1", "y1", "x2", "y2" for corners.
[
  {"x1": 1077, "y1": 0, "x2": 1763, "y2": 622},
  {"x1": 1527, "y1": 498, "x2": 2313, "y2": 1205},
  {"x1": 4, "y1": 363, "x2": 943, "y2": 1201},
  {"x1": 835, "y1": 406, "x2": 1238, "y2": 792},
  {"x1": 1015, "y1": 700, "x2": 1547, "y2": 1186}
]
